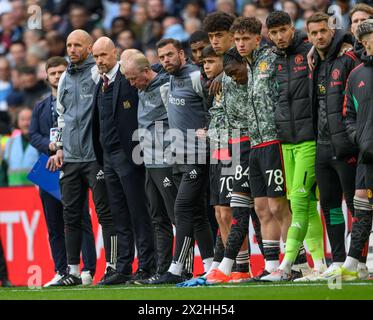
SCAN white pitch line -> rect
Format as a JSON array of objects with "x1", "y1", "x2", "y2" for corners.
[{"x1": 3, "y1": 282, "x2": 373, "y2": 293}]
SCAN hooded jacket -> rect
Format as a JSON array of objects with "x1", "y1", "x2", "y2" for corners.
[
  {"x1": 274, "y1": 30, "x2": 315, "y2": 144},
  {"x1": 56, "y1": 54, "x2": 100, "y2": 162},
  {"x1": 343, "y1": 52, "x2": 373, "y2": 163},
  {"x1": 310, "y1": 30, "x2": 359, "y2": 158}
]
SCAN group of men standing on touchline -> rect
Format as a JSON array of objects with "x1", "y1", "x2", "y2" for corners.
[{"x1": 29, "y1": 4, "x2": 373, "y2": 287}]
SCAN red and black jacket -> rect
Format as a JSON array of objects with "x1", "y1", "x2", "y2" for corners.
[
  {"x1": 310, "y1": 30, "x2": 359, "y2": 159},
  {"x1": 343, "y1": 52, "x2": 373, "y2": 164}
]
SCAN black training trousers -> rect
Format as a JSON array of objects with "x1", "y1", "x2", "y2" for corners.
[
  {"x1": 315, "y1": 143, "x2": 356, "y2": 262},
  {"x1": 145, "y1": 167, "x2": 177, "y2": 274},
  {"x1": 172, "y1": 164, "x2": 214, "y2": 265},
  {"x1": 0, "y1": 238, "x2": 7, "y2": 280},
  {"x1": 60, "y1": 161, "x2": 116, "y2": 266},
  {"x1": 104, "y1": 149, "x2": 155, "y2": 275}
]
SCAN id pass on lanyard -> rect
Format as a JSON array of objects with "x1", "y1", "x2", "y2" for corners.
[{"x1": 50, "y1": 128, "x2": 59, "y2": 142}]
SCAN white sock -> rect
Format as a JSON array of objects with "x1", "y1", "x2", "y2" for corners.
[
  {"x1": 106, "y1": 262, "x2": 116, "y2": 270},
  {"x1": 332, "y1": 262, "x2": 343, "y2": 268},
  {"x1": 207, "y1": 261, "x2": 220, "y2": 275},
  {"x1": 203, "y1": 257, "x2": 213, "y2": 273},
  {"x1": 265, "y1": 260, "x2": 279, "y2": 273},
  {"x1": 69, "y1": 264, "x2": 80, "y2": 276},
  {"x1": 358, "y1": 262, "x2": 367, "y2": 270},
  {"x1": 343, "y1": 257, "x2": 358, "y2": 272},
  {"x1": 279, "y1": 258, "x2": 292, "y2": 273},
  {"x1": 218, "y1": 258, "x2": 235, "y2": 276},
  {"x1": 168, "y1": 261, "x2": 183, "y2": 276},
  {"x1": 314, "y1": 260, "x2": 326, "y2": 272}
]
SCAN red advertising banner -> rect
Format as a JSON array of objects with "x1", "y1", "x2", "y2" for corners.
[
  {"x1": 1, "y1": 186, "x2": 346, "y2": 286},
  {"x1": 0, "y1": 186, "x2": 206, "y2": 286},
  {"x1": 0, "y1": 186, "x2": 108, "y2": 286}
]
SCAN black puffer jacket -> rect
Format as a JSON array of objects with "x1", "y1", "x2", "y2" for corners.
[
  {"x1": 275, "y1": 30, "x2": 314, "y2": 144},
  {"x1": 344, "y1": 52, "x2": 373, "y2": 163},
  {"x1": 310, "y1": 30, "x2": 359, "y2": 159}
]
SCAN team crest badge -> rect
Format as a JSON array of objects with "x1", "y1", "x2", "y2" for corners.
[
  {"x1": 123, "y1": 100, "x2": 131, "y2": 109},
  {"x1": 215, "y1": 91, "x2": 222, "y2": 102},
  {"x1": 258, "y1": 61, "x2": 268, "y2": 72},
  {"x1": 368, "y1": 189, "x2": 373, "y2": 199},
  {"x1": 332, "y1": 68, "x2": 340, "y2": 80},
  {"x1": 295, "y1": 54, "x2": 303, "y2": 65}
]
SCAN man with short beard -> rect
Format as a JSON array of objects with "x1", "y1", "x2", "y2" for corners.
[
  {"x1": 152, "y1": 38, "x2": 215, "y2": 284},
  {"x1": 91, "y1": 37, "x2": 155, "y2": 285},
  {"x1": 29, "y1": 56, "x2": 97, "y2": 287},
  {"x1": 307, "y1": 12, "x2": 359, "y2": 279},
  {"x1": 53, "y1": 30, "x2": 116, "y2": 286}
]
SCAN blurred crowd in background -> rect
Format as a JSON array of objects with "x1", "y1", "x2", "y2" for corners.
[{"x1": 0, "y1": 0, "x2": 371, "y2": 186}]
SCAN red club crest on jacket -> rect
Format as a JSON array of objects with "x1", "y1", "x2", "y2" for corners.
[
  {"x1": 294, "y1": 54, "x2": 303, "y2": 65},
  {"x1": 332, "y1": 68, "x2": 340, "y2": 80}
]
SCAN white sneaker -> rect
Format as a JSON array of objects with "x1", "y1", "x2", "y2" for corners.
[
  {"x1": 293, "y1": 266, "x2": 327, "y2": 282},
  {"x1": 357, "y1": 264, "x2": 369, "y2": 280},
  {"x1": 260, "y1": 269, "x2": 292, "y2": 282},
  {"x1": 317, "y1": 263, "x2": 343, "y2": 281},
  {"x1": 43, "y1": 273, "x2": 65, "y2": 287},
  {"x1": 81, "y1": 271, "x2": 93, "y2": 286}
]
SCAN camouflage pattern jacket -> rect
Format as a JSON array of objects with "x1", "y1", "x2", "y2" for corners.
[
  {"x1": 208, "y1": 88, "x2": 227, "y2": 149},
  {"x1": 246, "y1": 45, "x2": 279, "y2": 147},
  {"x1": 208, "y1": 73, "x2": 249, "y2": 149}
]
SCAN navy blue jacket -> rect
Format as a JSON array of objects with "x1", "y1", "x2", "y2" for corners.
[
  {"x1": 92, "y1": 70, "x2": 141, "y2": 170},
  {"x1": 29, "y1": 94, "x2": 55, "y2": 155}
]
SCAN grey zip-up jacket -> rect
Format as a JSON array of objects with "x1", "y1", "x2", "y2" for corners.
[
  {"x1": 167, "y1": 62, "x2": 208, "y2": 162},
  {"x1": 56, "y1": 55, "x2": 100, "y2": 162},
  {"x1": 138, "y1": 71, "x2": 171, "y2": 168}
]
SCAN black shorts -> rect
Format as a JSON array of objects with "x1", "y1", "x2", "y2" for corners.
[
  {"x1": 209, "y1": 161, "x2": 232, "y2": 206},
  {"x1": 249, "y1": 141, "x2": 286, "y2": 198},
  {"x1": 356, "y1": 163, "x2": 366, "y2": 190},
  {"x1": 229, "y1": 140, "x2": 251, "y2": 194}
]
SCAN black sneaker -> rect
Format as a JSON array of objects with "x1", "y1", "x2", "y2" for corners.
[
  {"x1": 246, "y1": 269, "x2": 271, "y2": 282},
  {"x1": 0, "y1": 278, "x2": 13, "y2": 287},
  {"x1": 181, "y1": 270, "x2": 193, "y2": 281},
  {"x1": 97, "y1": 266, "x2": 117, "y2": 284},
  {"x1": 290, "y1": 269, "x2": 303, "y2": 281},
  {"x1": 128, "y1": 269, "x2": 151, "y2": 284},
  {"x1": 134, "y1": 272, "x2": 163, "y2": 285},
  {"x1": 96, "y1": 270, "x2": 131, "y2": 285},
  {"x1": 150, "y1": 272, "x2": 184, "y2": 284},
  {"x1": 49, "y1": 273, "x2": 82, "y2": 286}
]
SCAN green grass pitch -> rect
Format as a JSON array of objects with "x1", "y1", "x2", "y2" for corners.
[{"x1": 1, "y1": 281, "x2": 373, "y2": 300}]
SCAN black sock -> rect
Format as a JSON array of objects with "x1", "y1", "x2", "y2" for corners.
[
  {"x1": 263, "y1": 240, "x2": 280, "y2": 262},
  {"x1": 213, "y1": 232, "x2": 225, "y2": 263},
  {"x1": 293, "y1": 245, "x2": 308, "y2": 265},
  {"x1": 250, "y1": 209, "x2": 264, "y2": 256},
  {"x1": 323, "y1": 208, "x2": 346, "y2": 263},
  {"x1": 349, "y1": 199, "x2": 373, "y2": 260}
]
